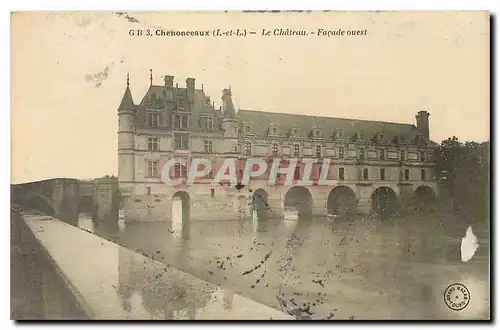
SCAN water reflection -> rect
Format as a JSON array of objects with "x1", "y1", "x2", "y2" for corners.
[
  {"x1": 112, "y1": 214, "x2": 489, "y2": 320},
  {"x1": 117, "y1": 244, "x2": 211, "y2": 319}
]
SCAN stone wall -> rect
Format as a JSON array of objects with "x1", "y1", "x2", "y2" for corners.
[{"x1": 121, "y1": 179, "x2": 439, "y2": 222}]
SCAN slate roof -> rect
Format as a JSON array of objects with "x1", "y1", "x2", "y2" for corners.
[
  {"x1": 237, "y1": 109, "x2": 431, "y2": 144},
  {"x1": 135, "y1": 85, "x2": 223, "y2": 131},
  {"x1": 118, "y1": 86, "x2": 135, "y2": 111},
  {"x1": 124, "y1": 83, "x2": 435, "y2": 145}
]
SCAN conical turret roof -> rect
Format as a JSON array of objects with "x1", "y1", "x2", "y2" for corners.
[{"x1": 118, "y1": 86, "x2": 135, "y2": 111}]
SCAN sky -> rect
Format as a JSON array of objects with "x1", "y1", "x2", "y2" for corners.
[{"x1": 11, "y1": 11, "x2": 490, "y2": 183}]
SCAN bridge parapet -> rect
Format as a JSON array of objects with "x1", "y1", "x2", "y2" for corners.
[{"x1": 12, "y1": 209, "x2": 292, "y2": 320}]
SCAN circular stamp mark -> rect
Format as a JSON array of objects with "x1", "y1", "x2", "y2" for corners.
[{"x1": 444, "y1": 283, "x2": 470, "y2": 311}]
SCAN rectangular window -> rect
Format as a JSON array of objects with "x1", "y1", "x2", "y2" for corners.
[
  {"x1": 363, "y1": 168, "x2": 369, "y2": 180},
  {"x1": 294, "y1": 165, "x2": 301, "y2": 180},
  {"x1": 380, "y1": 168, "x2": 385, "y2": 180},
  {"x1": 173, "y1": 115, "x2": 189, "y2": 129},
  {"x1": 147, "y1": 160, "x2": 159, "y2": 178},
  {"x1": 338, "y1": 147, "x2": 344, "y2": 159},
  {"x1": 147, "y1": 112, "x2": 161, "y2": 127},
  {"x1": 178, "y1": 100, "x2": 184, "y2": 110},
  {"x1": 181, "y1": 115, "x2": 189, "y2": 129},
  {"x1": 347, "y1": 150, "x2": 357, "y2": 158},
  {"x1": 379, "y1": 150, "x2": 385, "y2": 160},
  {"x1": 204, "y1": 140, "x2": 213, "y2": 153},
  {"x1": 173, "y1": 115, "x2": 180, "y2": 129},
  {"x1": 245, "y1": 142, "x2": 252, "y2": 156},
  {"x1": 400, "y1": 151, "x2": 405, "y2": 161},
  {"x1": 315, "y1": 145, "x2": 321, "y2": 158},
  {"x1": 421, "y1": 169, "x2": 426, "y2": 181},
  {"x1": 147, "y1": 137, "x2": 159, "y2": 152},
  {"x1": 407, "y1": 152, "x2": 418, "y2": 161},
  {"x1": 387, "y1": 151, "x2": 398, "y2": 159},
  {"x1": 211, "y1": 188, "x2": 215, "y2": 198},
  {"x1": 359, "y1": 149, "x2": 365, "y2": 160},
  {"x1": 146, "y1": 187, "x2": 151, "y2": 195},
  {"x1": 173, "y1": 158, "x2": 188, "y2": 178},
  {"x1": 405, "y1": 169, "x2": 410, "y2": 181},
  {"x1": 201, "y1": 116, "x2": 214, "y2": 130},
  {"x1": 420, "y1": 151, "x2": 426, "y2": 162},
  {"x1": 293, "y1": 144, "x2": 300, "y2": 157},
  {"x1": 367, "y1": 150, "x2": 377, "y2": 159},
  {"x1": 205, "y1": 162, "x2": 213, "y2": 179},
  {"x1": 339, "y1": 167, "x2": 345, "y2": 180},
  {"x1": 272, "y1": 143, "x2": 279, "y2": 156},
  {"x1": 174, "y1": 133, "x2": 189, "y2": 150}
]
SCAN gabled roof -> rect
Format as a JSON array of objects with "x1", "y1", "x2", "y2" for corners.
[
  {"x1": 118, "y1": 86, "x2": 135, "y2": 111},
  {"x1": 237, "y1": 109, "x2": 425, "y2": 143}
]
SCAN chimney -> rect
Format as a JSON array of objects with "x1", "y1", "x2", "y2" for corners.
[
  {"x1": 415, "y1": 110, "x2": 430, "y2": 140},
  {"x1": 186, "y1": 77, "x2": 195, "y2": 90},
  {"x1": 186, "y1": 78, "x2": 195, "y2": 103},
  {"x1": 164, "y1": 75, "x2": 174, "y2": 88}
]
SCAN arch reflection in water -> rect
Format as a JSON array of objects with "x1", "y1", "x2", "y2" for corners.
[
  {"x1": 284, "y1": 186, "x2": 313, "y2": 223},
  {"x1": 371, "y1": 186, "x2": 398, "y2": 218},
  {"x1": 171, "y1": 191, "x2": 190, "y2": 240},
  {"x1": 117, "y1": 245, "x2": 210, "y2": 319}
]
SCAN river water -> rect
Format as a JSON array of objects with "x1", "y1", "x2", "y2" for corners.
[{"x1": 78, "y1": 213, "x2": 489, "y2": 320}]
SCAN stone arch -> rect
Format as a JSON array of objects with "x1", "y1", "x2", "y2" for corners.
[
  {"x1": 284, "y1": 186, "x2": 313, "y2": 218},
  {"x1": 252, "y1": 189, "x2": 269, "y2": 220},
  {"x1": 371, "y1": 186, "x2": 398, "y2": 217},
  {"x1": 327, "y1": 186, "x2": 357, "y2": 218},
  {"x1": 172, "y1": 191, "x2": 190, "y2": 227},
  {"x1": 413, "y1": 185, "x2": 437, "y2": 212}
]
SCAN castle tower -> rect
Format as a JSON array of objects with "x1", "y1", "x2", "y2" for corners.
[
  {"x1": 118, "y1": 74, "x2": 136, "y2": 185},
  {"x1": 415, "y1": 110, "x2": 430, "y2": 140},
  {"x1": 221, "y1": 87, "x2": 239, "y2": 154}
]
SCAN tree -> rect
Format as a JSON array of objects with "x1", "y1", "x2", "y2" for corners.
[{"x1": 434, "y1": 137, "x2": 490, "y2": 227}]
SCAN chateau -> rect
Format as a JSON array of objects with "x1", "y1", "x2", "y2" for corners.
[{"x1": 118, "y1": 73, "x2": 438, "y2": 223}]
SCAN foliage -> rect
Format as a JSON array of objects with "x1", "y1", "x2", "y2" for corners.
[{"x1": 434, "y1": 137, "x2": 490, "y2": 224}]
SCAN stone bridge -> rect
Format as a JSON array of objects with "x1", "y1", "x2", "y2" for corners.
[{"x1": 11, "y1": 177, "x2": 120, "y2": 232}]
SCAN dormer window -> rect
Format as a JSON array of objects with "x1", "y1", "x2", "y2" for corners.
[
  {"x1": 334, "y1": 129, "x2": 344, "y2": 139},
  {"x1": 268, "y1": 122, "x2": 279, "y2": 136},
  {"x1": 311, "y1": 126, "x2": 322, "y2": 138},
  {"x1": 290, "y1": 125, "x2": 300, "y2": 136},
  {"x1": 415, "y1": 135, "x2": 425, "y2": 144}
]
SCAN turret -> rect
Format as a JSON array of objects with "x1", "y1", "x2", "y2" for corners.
[
  {"x1": 415, "y1": 110, "x2": 430, "y2": 140},
  {"x1": 118, "y1": 73, "x2": 136, "y2": 183},
  {"x1": 222, "y1": 87, "x2": 236, "y2": 118},
  {"x1": 221, "y1": 87, "x2": 238, "y2": 153}
]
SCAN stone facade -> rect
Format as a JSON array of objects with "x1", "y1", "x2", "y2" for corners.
[{"x1": 118, "y1": 73, "x2": 438, "y2": 223}]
